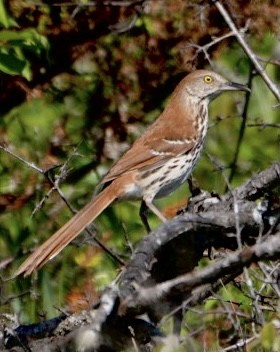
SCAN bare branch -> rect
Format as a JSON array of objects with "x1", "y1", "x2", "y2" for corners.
[
  {"x1": 4, "y1": 163, "x2": 279, "y2": 350},
  {"x1": 246, "y1": 123, "x2": 280, "y2": 129},
  {"x1": 31, "y1": 0, "x2": 146, "y2": 7},
  {"x1": 0, "y1": 143, "x2": 125, "y2": 266},
  {"x1": 122, "y1": 231, "x2": 280, "y2": 314},
  {"x1": 0, "y1": 144, "x2": 44, "y2": 175},
  {"x1": 228, "y1": 161, "x2": 280, "y2": 201},
  {"x1": 185, "y1": 30, "x2": 236, "y2": 66},
  {"x1": 213, "y1": 0, "x2": 280, "y2": 101},
  {"x1": 228, "y1": 67, "x2": 253, "y2": 183}
]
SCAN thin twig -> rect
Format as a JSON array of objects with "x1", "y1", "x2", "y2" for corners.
[
  {"x1": 186, "y1": 31, "x2": 236, "y2": 66},
  {"x1": 228, "y1": 66, "x2": 253, "y2": 184},
  {"x1": 30, "y1": 0, "x2": 145, "y2": 7},
  {"x1": 246, "y1": 123, "x2": 280, "y2": 129},
  {"x1": 199, "y1": 152, "x2": 266, "y2": 328},
  {"x1": 0, "y1": 144, "x2": 45, "y2": 175},
  {"x1": 257, "y1": 56, "x2": 280, "y2": 67},
  {"x1": 0, "y1": 144, "x2": 125, "y2": 266},
  {"x1": 213, "y1": 0, "x2": 280, "y2": 101},
  {"x1": 206, "y1": 153, "x2": 243, "y2": 248},
  {"x1": 221, "y1": 335, "x2": 257, "y2": 351},
  {"x1": 31, "y1": 145, "x2": 80, "y2": 216}
]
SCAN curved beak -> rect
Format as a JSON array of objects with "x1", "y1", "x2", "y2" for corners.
[{"x1": 226, "y1": 81, "x2": 251, "y2": 93}]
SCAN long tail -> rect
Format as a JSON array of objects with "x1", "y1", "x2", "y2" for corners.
[{"x1": 15, "y1": 182, "x2": 119, "y2": 277}]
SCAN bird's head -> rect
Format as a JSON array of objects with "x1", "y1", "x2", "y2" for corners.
[{"x1": 182, "y1": 70, "x2": 250, "y2": 101}]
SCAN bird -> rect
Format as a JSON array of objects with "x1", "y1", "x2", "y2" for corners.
[{"x1": 15, "y1": 70, "x2": 250, "y2": 276}]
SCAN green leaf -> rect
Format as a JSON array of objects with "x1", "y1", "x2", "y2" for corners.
[
  {"x1": 0, "y1": 49, "x2": 32, "y2": 79},
  {"x1": 0, "y1": 0, "x2": 18, "y2": 28},
  {"x1": 0, "y1": 49, "x2": 23, "y2": 69},
  {"x1": 0, "y1": 29, "x2": 49, "y2": 79},
  {"x1": 0, "y1": 28, "x2": 49, "y2": 51}
]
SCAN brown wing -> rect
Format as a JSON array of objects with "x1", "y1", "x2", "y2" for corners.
[
  {"x1": 101, "y1": 127, "x2": 196, "y2": 184},
  {"x1": 101, "y1": 87, "x2": 198, "y2": 184}
]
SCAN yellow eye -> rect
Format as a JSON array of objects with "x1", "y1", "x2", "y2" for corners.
[{"x1": 204, "y1": 75, "x2": 213, "y2": 84}]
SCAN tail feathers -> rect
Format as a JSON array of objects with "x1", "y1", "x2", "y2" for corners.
[{"x1": 15, "y1": 184, "x2": 118, "y2": 277}]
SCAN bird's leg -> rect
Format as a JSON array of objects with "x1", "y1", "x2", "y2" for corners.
[
  {"x1": 145, "y1": 200, "x2": 167, "y2": 223},
  {"x1": 140, "y1": 200, "x2": 151, "y2": 233},
  {"x1": 141, "y1": 198, "x2": 167, "y2": 233}
]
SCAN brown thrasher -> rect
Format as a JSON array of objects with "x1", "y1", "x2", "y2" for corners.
[{"x1": 16, "y1": 70, "x2": 249, "y2": 276}]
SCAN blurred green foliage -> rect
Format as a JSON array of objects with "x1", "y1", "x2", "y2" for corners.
[{"x1": 0, "y1": 28, "x2": 48, "y2": 79}]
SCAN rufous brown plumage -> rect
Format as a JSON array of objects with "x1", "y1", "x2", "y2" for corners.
[{"x1": 15, "y1": 70, "x2": 249, "y2": 276}]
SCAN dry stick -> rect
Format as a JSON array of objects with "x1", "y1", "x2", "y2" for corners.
[
  {"x1": 186, "y1": 20, "x2": 250, "y2": 65},
  {"x1": 0, "y1": 144, "x2": 45, "y2": 175},
  {"x1": 160, "y1": 269, "x2": 243, "y2": 328},
  {"x1": 257, "y1": 56, "x2": 280, "y2": 67},
  {"x1": 207, "y1": 152, "x2": 242, "y2": 248},
  {"x1": 123, "y1": 232, "x2": 280, "y2": 312},
  {"x1": 0, "y1": 144, "x2": 125, "y2": 266},
  {"x1": 228, "y1": 67, "x2": 253, "y2": 184},
  {"x1": 213, "y1": 0, "x2": 280, "y2": 101},
  {"x1": 247, "y1": 123, "x2": 280, "y2": 129},
  {"x1": 255, "y1": 262, "x2": 280, "y2": 308},
  {"x1": 206, "y1": 152, "x2": 265, "y2": 326},
  {"x1": 228, "y1": 161, "x2": 280, "y2": 202},
  {"x1": 186, "y1": 30, "x2": 236, "y2": 66},
  {"x1": 32, "y1": 0, "x2": 145, "y2": 7},
  {"x1": 0, "y1": 143, "x2": 75, "y2": 214},
  {"x1": 221, "y1": 336, "x2": 257, "y2": 352},
  {"x1": 218, "y1": 285, "x2": 245, "y2": 342}
]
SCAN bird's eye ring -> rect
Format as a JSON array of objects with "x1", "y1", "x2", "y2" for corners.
[{"x1": 204, "y1": 75, "x2": 213, "y2": 84}]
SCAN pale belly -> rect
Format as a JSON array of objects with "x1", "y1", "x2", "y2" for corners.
[{"x1": 139, "y1": 147, "x2": 202, "y2": 200}]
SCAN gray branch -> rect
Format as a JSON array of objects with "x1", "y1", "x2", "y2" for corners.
[
  {"x1": 3, "y1": 162, "x2": 279, "y2": 351},
  {"x1": 213, "y1": 0, "x2": 280, "y2": 101}
]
